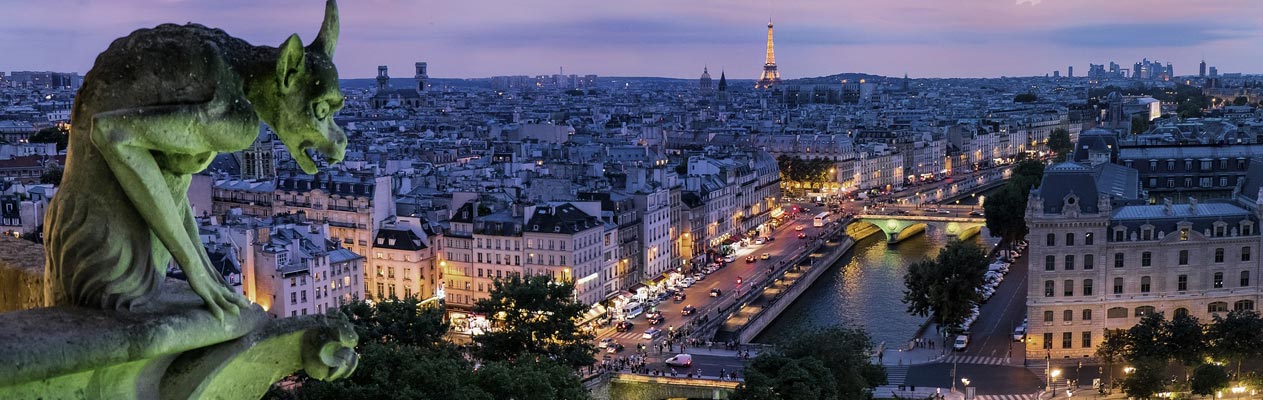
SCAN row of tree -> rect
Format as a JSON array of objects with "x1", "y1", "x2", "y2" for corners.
[
  {"x1": 1096, "y1": 310, "x2": 1263, "y2": 399},
  {"x1": 271, "y1": 275, "x2": 595, "y2": 400},
  {"x1": 733, "y1": 326, "x2": 887, "y2": 400},
  {"x1": 982, "y1": 158, "x2": 1045, "y2": 245},
  {"x1": 776, "y1": 154, "x2": 837, "y2": 186},
  {"x1": 900, "y1": 239, "x2": 990, "y2": 333}
]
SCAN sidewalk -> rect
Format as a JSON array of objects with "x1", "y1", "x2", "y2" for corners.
[
  {"x1": 873, "y1": 385, "x2": 963, "y2": 400},
  {"x1": 873, "y1": 322, "x2": 952, "y2": 366}
]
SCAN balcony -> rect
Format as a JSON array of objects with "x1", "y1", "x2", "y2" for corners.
[{"x1": 328, "y1": 204, "x2": 358, "y2": 212}]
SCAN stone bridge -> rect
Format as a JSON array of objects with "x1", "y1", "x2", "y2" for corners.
[
  {"x1": 594, "y1": 373, "x2": 739, "y2": 400},
  {"x1": 851, "y1": 214, "x2": 987, "y2": 243}
]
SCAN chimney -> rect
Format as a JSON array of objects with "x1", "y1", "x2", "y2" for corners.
[
  {"x1": 1189, "y1": 197, "x2": 1198, "y2": 215},
  {"x1": 1163, "y1": 198, "x2": 1172, "y2": 215}
]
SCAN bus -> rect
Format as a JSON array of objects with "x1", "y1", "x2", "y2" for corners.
[{"x1": 813, "y1": 211, "x2": 831, "y2": 227}]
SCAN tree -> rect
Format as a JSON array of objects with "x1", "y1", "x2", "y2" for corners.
[
  {"x1": 1096, "y1": 330, "x2": 1127, "y2": 388},
  {"x1": 28, "y1": 126, "x2": 69, "y2": 151},
  {"x1": 1233, "y1": 96, "x2": 1250, "y2": 106},
  {"x1": 1165, "y1": 313, "x2": 1207, "y2": 371},
  {"x1": 776, "y1": 326, "x2": 886, "y2": 396},
  {"x1": 983, "y1": 185, "x2": 1028, "y2": 242},
  {"x1": 1207, "y1": 309, "x2": 1263, "y2": 375},
  {"x1": 1047, "y1": 128, "x2": 1072, "y2": 162},
  {"x1": 338, "y1": 296, "x2": 448, "y2": 348},
  {"x1": 1014, "y1": 93, "x2": 1037, "y2": 103},
  {"x1": 901, "y1": 240, "x2": 988, "y2": 331},
  {"x1": 472, "y1": 275, "x2": 596, "y2": 369},
  {"x1": 1120, "y1": 363, "x2": 1167, "y2": 400},
  {"x1": 40, "y1": 167, "x2": 63, "y2": 185},
  {"x1": 1125, "y1": 313, "x2": 1169, "y2": 366},
  {"x1": 1189, "y1": 364, "x2": 1230, "y2": 398},
  {"x1": 734, "y1": 353, "x2": 839, "y2": 400},
  {"x1": 1131, "y1": 115, "x2": 1151, "y2": 135}
]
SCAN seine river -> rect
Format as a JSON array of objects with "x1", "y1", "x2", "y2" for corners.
[{"x1": 755, "y1": 227, "x2": 996, "y2": 348}]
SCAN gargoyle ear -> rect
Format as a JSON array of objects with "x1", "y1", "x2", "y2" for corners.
[
  {"x1": 310, "y1": 0, "x2": 338, "y2": 57},
  {"x1": 277, "y1": 34, "x2": 306, "y2": 92}
]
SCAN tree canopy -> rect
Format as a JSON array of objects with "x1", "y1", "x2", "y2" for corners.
[
  {"x1": 984, "y1": 159, "x2": 1044, "y2": 242},
  {"x1": 28, "y1": 126, "x2": 69, "y2": 151},
  {"x1": 901, "y1": 239, "x2": 989, "y2": 331},
  {"x1": 1047, "y1": 128, "x2": 1072, "y2": 162},
  {"x1": 776, "y1": 154, "x2": 836, "y2": 186},
  {"x1": 734, "y1": 326, "x2": 885, "y2": 400},
  {"x1": 472, "y1": 275, "x2": 596, "y2": 369}
]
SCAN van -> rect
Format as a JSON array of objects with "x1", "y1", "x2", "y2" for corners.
[{"x1": 624, "y1": 302, "x2": 644, "y2": 319}]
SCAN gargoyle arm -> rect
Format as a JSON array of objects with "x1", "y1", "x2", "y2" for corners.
[{"x1": 91, "y1": 106, "x2": 250, "y2": 320}]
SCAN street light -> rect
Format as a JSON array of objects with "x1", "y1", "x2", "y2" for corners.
[{"x1": 1050, "y1": 369, "x2": 1062, "y2": 394}]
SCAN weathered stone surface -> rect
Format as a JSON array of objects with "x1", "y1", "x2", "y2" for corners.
[{"x1": 0, "y1": 236, "x2": 44, "y2": 312}]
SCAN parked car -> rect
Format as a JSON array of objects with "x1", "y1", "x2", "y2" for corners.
[
  {"x1": 681, "y1": 305, "x2": 697, "y2": 316},
  {"x1": 953, "y1": 335, "x2": 969, "y2": 351},
  {"x1": 760, "y1": 253, "x2": 771, "y2": 260},
  {"x1": 664, "y1": 354, "x2": 693, "y2": 368},
  {"x1": 1013, "y1": 325, "x2": 1027, "y2": 342},
  {"x1": 723, "y1": 255, "x2": 736, "y2": 263},
  {"x1": 673, "y1": 292, "x2": 686, "y2": 302},
  {"x1": 679, "y1": 279, "x2": 693, "y2": 288},
  {"x1": 765, "y1": 236, "x2": 775, "y2": 242},
  {"x1": 710, "y1": 288, "x2": 722, "y2": 297},
  {"x1": 969, "y1": 210, "x2": 984, "y2": 217},
  {"x1": 754, "y1": 238, "x2": 765, "y2": 245},
  {"x1": 642, "y1": 327, "x2": 662, "y2": 340}
]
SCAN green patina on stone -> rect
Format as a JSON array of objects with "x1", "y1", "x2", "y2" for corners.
[{"x1": 43, "y1": 0, "x2": 348, "y2": 321}]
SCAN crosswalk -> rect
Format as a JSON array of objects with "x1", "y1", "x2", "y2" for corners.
[
  {"x1": 886, "y1": 365, "x2": 908, "y2": 385},
  {"x1": 976, "y1": 394, "x2": 1037, "y2": 400},
  {"x1": 939, "y1": 355, "x2": 1011, "y2": 365},
  {"x1": 605, "y1": 330, "x2": 650, "y2": 341}
]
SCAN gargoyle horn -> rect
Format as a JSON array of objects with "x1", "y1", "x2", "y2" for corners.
[{"x1": 310, "y1": 0, "x2": 338, "y2": 57}]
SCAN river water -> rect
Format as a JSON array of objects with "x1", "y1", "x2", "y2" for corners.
[{"x1": 754, "y1": 227, "x2": 996, "y2": 348}]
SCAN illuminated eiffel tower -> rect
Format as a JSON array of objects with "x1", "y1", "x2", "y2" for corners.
[{"x1": 756, "y1": 20, "x2": 781, "y2": 89}]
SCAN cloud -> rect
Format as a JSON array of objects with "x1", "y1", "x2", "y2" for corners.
[{"x1": 1041, "y1": 22, "x2": 1255, "y2": 47}]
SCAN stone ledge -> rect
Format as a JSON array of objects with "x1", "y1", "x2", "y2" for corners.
[{"x1": 0, "y1": 235, "x2": 45, "y2": 312}]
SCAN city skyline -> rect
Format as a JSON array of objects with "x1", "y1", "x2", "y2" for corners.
[{"x1": 1, "y1": 0, "x2": 1262, "y2": 79}]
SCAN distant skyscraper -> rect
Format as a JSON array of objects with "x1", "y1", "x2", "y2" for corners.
[
  {"x1": 1199, "y1": 60, "x2": 1207, "y2": 78},
  {"x1": 1053, "y1": 70, "x2": 1060, "y2": 78},
  {"x1": 699, "y1": 66, "x2": 713, "y2": 95},
  {"x1": 1068, "y1": 66, "x2": 1073, "y2": 78},
  {"x1": 1210, "y1": 66, "x2": 1218, "y2": 77},
  {"x1": 756, "y1": 20, "x2": 781, "y2": 89}
]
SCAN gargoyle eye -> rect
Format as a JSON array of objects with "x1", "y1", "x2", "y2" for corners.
[{"x1": 313, "y1": 101, "x2": 330, "y2": 120}]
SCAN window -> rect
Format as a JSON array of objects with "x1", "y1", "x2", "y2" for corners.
[
  {"x1": 1216, "y1": 248, "x2": 1225, "y2": 263},
  {"x1": 1084, "y1": 254, "x2": 1094, "y2": 270},
  {"x1": 1114, "y1": 253, "x2": 1124, "y2": 268},
  {"x1": 1107, "y1": 307, "x2": 1128, "y2": 318},
  {"x1": 1214, "y1": 272, "x2": 1224, "y2": 289},
  {"x1": 1244, "y1": 247, "x2": 1252, "y2": 262},
  {"x1": 1209, "y1": 302, "x2": 1229, "y2": 313},
  {"x1": 1115, "y1": 230, "x2": 1125, "y2": 242},
  {"x1": 1083, "y1": 279, "x2": 1094, "y2": 296},
  {"x1": 1178, "y1": 275, "x2": 1188, "y2": 291},
  {"x1": 1045, "y1": 255, "x2": 1055, "y2": 271},
  {"x1": 1179, "y1": 250, "x2": 1188, "y2": 265},
  {"x1": 1045, "y1": 280, "x2": 1054, "y2": 297},
  {"x1": 1113, "y1": 277, "x2": 1124, "y2": 294},
  {"x1": 1180, "y1": 228, "x2": 1189, "y2": 241},
  {"x1": 1082, "y1": 332, "x2": 1092, "y2": 348},
  {"x1": 1064, "y1": 280, "x2": 1074, "y2": 296},
  {"x1": 1066, "y1": 233, "x2": 1075, "y2": 246},
  {"x1": 1143, "y1": 228, "x2": 1153, "y2": 241},
  {"x1": 1047, "y1": 233, "x2": 1056, "y2": 246},
  {"x1": 1065, "y1": 255, "x2": 1075, "y2": 270},
  {"x1": 1062, "y1": 332, "x2": 1073, "y2": 349},
  {"x1": 1085, "y1": 233, "x2": 1094, "y2": 245},
  {"x1": 1235, "y1": 300, "x2": 1255, "y2": 311},
  {"x1": 1044, "y1": 333, "x2": 1053, "y2": 349},
  {"x1": 1082, "y1": 309, "x2": 1093, "y2": 321},
  {"x1": 1142, "y1": 252, "x2": 1152, "y2": 267},
  {"x1": 1044, "y1": 310, "x2": 1054, "y2": 322},
  {"x1": 1140, "y1": 276, "x2": 1151, "y2": 293},
  {"x1": 1135, "y1": 306, "x2": 1155, "y2": 317},
  {"x1": 1175, "y1": 308, "x2": 1189, "y2": 318},
  {"x1": 1063, "y1": 309, "x2": 1074, "y2": 322},
  {"x1": 290, "y1": 292, "x2": 296, "y2": 305},
  {"x1": 1242, "y1": 271, "x2": 1251, "y2": 287}
]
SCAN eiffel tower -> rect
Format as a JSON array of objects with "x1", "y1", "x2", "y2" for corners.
[{"x1": 756, "y1": 20, "x2": 781, "y2": 89}]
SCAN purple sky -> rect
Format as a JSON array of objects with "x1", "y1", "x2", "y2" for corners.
[{"x1": 2, "y1": 0, "x2": 1261, "y2": 79}]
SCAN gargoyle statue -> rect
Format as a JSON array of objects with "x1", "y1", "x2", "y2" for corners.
[{"x1": 45, "y1": 0, "x2": 348, "y2": 320}]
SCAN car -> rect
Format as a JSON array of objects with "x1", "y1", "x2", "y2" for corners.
[
  {"x1": 710, "y1": 288, "x2": 722, "y2": 297},
  {"x1": 797, "y1": 232, "x2": 807, "y2": 239},
  {"x1": 694, "y1": 273, "x2": 706, "y2": 281},
  {"x1": 648, "y1": 315, "x2": 664, "y2": 325},
  {"x1": 684, "y1": 277, "x2": 696, "y2": 286},
  {"x1": 969, "y1": 210, "x2": 984, "y2": 217},
  {"x1": 754, "y1": 238, "x2": 765, "y2": 245},
  {"x1": 765, "y1": 236, "x2": 775, "y2": 242},
  {"x1": 760, "y1": 253, "x2": 771, "y2": 260},
  {"x1": 616, "y1": 321, "x2": 634, "y2": 332},
  {"x1": 656, "y1": 292, "x2": 670, "y2": 301},
  {"x1": 679, "y1": 279, "x2": 693, "y2": 288},
  {"x1": 642, "y1": 327, "x2": 662, "y2": 340},
  {"x1": 723, "y1": 255, "x2": 736, "y2": 263},
  {"x1": 674, "y1": 292, "x2": 686, "y2": 302},
  {"x1": 607, "y1": 343, "x2": 625, "y2": 353},
  {"x1": 953, "y1": 335, "x2": 969, "y2": 351},
  {"x1": 1013, "y1": 325, "x2": 1027, "y2": 342},
  {"x1": 795, "y1": 226, "x2": 805, "y2": 231},
  {"x1": 746, "y1": 256, "x2": 756, "y2": 263},
  {"x1": 664, "y1": 354, "x2": 693, "y2": 368},
  {"x1": 939, "y1": 210, "x2": 952, "y2": 214},
  {"x1": 599, "y1": 338, "x2": 615, "y2": 349},
  {"x1": 682, "y1": 305, "x2": 697, "y2": 316}
]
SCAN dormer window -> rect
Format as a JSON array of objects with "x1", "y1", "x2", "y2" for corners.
[
  {"x1": 1142, "y1": 226, "x2": 1154, "y2": 241},
  {"x1": 1179, "y1": 228, "x2": 1189, "y2": 241}
]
